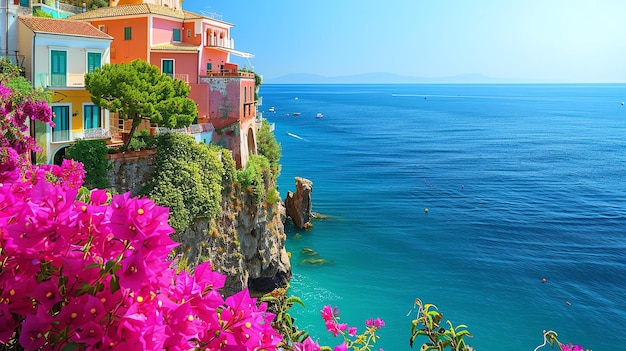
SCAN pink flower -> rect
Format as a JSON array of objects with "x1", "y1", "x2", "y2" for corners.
[
  {"x1": 333, "y1": 342, "x2": 347, "y2": 351},
  {"x1": 348, "y1": 326, "x2": 357, "y2": 336},
  {"x1": 0, "y1": 83, "x2": 10, "y2": 100},
  {"x1": 365, "y1": 317, "x2": 385, "y2": 329},
  {"x1": 321, "y1": 305, "x2": 338, "y2": 322},
  {"x1": 293, "y1": 337, "x2": 321, "y2": 351},
  {"x1": 561, "y1": 344, "x2": 585, "y2": 351}
]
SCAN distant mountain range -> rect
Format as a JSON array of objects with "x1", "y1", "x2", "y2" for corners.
[{"x1": 263, "y1": 72, "x2": 516, "y2": 84}]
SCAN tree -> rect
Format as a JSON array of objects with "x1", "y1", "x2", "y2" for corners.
[{"x1": 85, "y1": 59, "x2": 197, "y2": 148}]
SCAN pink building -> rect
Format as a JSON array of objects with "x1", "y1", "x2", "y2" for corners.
[{"x1": 70, "y1": 0, "x2": 258, "y2": 168}]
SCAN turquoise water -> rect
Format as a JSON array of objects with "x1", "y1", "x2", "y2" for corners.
[{"x1": 261, "y1": 84, "x2": 626, "y2": 351}]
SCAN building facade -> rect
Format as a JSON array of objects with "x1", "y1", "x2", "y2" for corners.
[
  {"x1": 1, "y1": 0, "x2": 31, "y2": 64},
  {"x1": 70, "y1": 0, "x2": 258, "y2": 168},
  {"x1": 18, "y1": 16, "x2": 112, "y2": 163}
]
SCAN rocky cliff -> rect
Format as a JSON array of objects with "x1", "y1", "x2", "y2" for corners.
[{"x1": 107, "y1": 151, "x2": 291, "y2": 296}]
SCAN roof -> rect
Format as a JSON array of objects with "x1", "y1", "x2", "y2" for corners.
[
  {"x1": 151, "y1": 42, "x2": 199, "y2": 52},
  {"x1": 69, "y1": 3, "x2": 231, "y2": 25},
  {"x1": 19, "y1": 16, "x2": 113, "y2": 40}
]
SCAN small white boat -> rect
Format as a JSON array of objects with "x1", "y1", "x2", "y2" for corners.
[
  {"x1": 316, "y1": 113, "x2": 323, "y2": 118},
  {"x1": 292, "y1": 112, "x2": 301, "y2": 116},
  {"x1": 268, "y1": 107, "x2": 275, "y2": 113}
]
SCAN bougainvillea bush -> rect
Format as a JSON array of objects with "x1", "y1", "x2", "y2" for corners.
[{"x1": 0, "y1": 81, "x2": 280, "y2": 350}]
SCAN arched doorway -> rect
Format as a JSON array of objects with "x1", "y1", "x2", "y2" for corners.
[
  {"x1": 53, "y1": 146, "x2": 69, "y2": 166},
  {"x1": 247, "y1": 127, "x2": 256, "y2": 156}
]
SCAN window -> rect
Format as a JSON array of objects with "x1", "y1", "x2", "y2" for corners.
[
  {"x1": 173, "y1": 28, "x2": 181, "y2": 42},
  {"x1": 87, "y1": 52, "x2": 101, "y2": 73},
  {"x1": 206, "y1": 62, "x2": 212, "y2": 72},
  {"x1": 50, "y1": 50, "x2": 67, "y2": 86},
  {"x1": 187, "y1": 29, "x2": 191, "y2": 38},
  {"x1": 124, "y1": 27, "x2": 132, "y2": 40},
  {"x1": 162, "y1": 59, "x2": 174, "y2": 78},
  {"x1": 52, "y1": 106, "x2": 70, "y2": 142},
  {"x1": 84, "y1": 105, "x2": 101, "y2": 129}
]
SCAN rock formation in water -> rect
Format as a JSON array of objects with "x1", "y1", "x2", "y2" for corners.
[{"x1": 285, "y1": 177, "x2": 313, "y2": 229}]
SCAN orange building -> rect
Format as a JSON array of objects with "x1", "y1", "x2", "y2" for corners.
[{"x1": 70, "y1": 0, "x2": 258, "y2": 168}]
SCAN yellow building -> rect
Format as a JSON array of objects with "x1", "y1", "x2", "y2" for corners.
[{"x1": 18, "y1": 16, "x2": 112, "y2": 163}]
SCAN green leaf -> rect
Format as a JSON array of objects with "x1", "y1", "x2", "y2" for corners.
[
  {"x1": 286, "y1": 296, "x2": 305, "y2": 307},
  {"x1": 61, "y1": 343, "x2": 84, "y2": 351},
  {"x1": 259, "y1": 295, "x2": 278, "y2": 303},
  {"x1": 110, "y1": 274, "x2": 120, "y2": 293}
]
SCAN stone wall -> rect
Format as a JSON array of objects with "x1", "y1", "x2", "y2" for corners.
[{"x1": 105, "y1": 149, "x2": 157, "y2": 196}]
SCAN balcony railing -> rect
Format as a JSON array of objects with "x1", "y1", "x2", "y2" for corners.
[
  {"x1": 74, "y1": 128, "x2": 110, "y2": 140},
  {"x1": 173, "y1": 73, "x2": 189, "y2": 83},
  {"x1": 206, "y1": 38, "x2": 234, "y2": 50},
  {"x1": 36, "y1": 73, "x2": 85, "y2": 88},
  {"x1": 32, "y1": 0, "x2": 85, "y2": 14},
  {"x1": 155, "y1": 123, "x2": 214, "y2": 136},
  {"x1": 200, "y1": 70, "x2": 255, "y2": 79},
  {"x1": 52, "y1": 129, "x2": 70, "y2": 143}
]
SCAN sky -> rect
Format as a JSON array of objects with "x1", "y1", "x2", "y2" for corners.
[{"x1": 183, "y1": 0, "x2": 626, "y2": 83}]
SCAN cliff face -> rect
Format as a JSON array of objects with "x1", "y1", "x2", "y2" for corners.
[
  {"x1": 178, "y1": 180, "x2": 292, "y2": 296},
  {"x1": 107, "y1": 153, "x2": 291, "y2": 296}
]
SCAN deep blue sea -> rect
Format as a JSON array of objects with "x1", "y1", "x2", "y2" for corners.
[{"x1": 259, "y1": 84, "x2": 626, "y2": 351}]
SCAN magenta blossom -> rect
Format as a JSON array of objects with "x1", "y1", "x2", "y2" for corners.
[
  {"x1": 561, "y1": 344, "x2": 585, "y2": 351},
  {"x1": 293, "y1": 337, "x2": 321, "y2": 351}
]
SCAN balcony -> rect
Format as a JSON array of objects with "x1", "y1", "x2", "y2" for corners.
[
  {"x1": 173, "y1": 73, "x2": 189, "y2": 83},
  {"x1": 205, "y1": 37, "x2": 235, "y2": 50},
  {"x1": 200, "y1": 69, "x2": 255, "y2": 79},
  {"x1": 32, "y1": 0, "x2": 85, "y2": 16},
  {"x1": 36, "y1": 72, "x2": 85, "y2": 88},
  {"x1": 73, "y1": 128, "x2": 110, "y2": 140}
]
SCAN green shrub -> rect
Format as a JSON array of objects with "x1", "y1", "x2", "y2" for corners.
[
  {"x1": 256, "y1": 119, "x2": 281, "y2": 180},
  {"x1": 65, "y1": 139, "x2": 111, "y2": 189},
  {"x1": 265, "y1": 186, "x2": 280, "y2": 206},
  {"x1": 33, "y1": 8, "x2": 53, "y2": 18},
  {"x1": 142, "y1": 133, "x2": 225, "y2": 234},
  {"x1": 237, "y1": 155, "x2": 271, "y2": 204}
]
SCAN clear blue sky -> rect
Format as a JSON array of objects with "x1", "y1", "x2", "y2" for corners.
[{"x1": 183, "y1": 0, "x2": 626, "y2": 83}]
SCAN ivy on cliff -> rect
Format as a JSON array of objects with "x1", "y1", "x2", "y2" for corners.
[
  {"x1": 141, "y1": 133, "x2": 228, "y2": 234},
  {"x1": 256, "y1": 119, "x2": 282, "y2": 180},
  {"x1": 237, "y1": 155, "x2": 271, "y2": 204}
]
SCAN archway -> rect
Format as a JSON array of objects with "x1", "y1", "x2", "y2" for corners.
[
  {"x1": 52, "y1": 146, "x2": 69, "y2": 166},
  {"x1": 247, "y1": 127, "x2": 256, "y2": 157}
]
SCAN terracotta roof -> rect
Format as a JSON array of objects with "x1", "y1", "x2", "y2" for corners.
[
  {"x1": 19, "y1": 16, "x2": 113, "y2": 39},
  {"x1": 69, "y1": 4, "x2": 230, "y2": 24},
  {"x1": 151, "y1": 42, "x2": 199, "y2": 52}
]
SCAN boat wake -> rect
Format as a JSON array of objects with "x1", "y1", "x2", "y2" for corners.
[{"x1": 286, "y1": 131, "x2": 308, "y2": 141}]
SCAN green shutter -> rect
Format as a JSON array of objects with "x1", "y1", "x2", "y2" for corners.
[
  {"x1": 52, "y1": 106, "x2": 70, "y2": 142},
  {"x1": 87, "y1": 53, "x2": 101, "y2": 73},
  {"x1": 124, "y1": 27, "x2": 132, "y2": 40},
  {"x1": 173, "y1": 29, "x2": 181, "y2": 42},
  {"x1": 162, "y1": 60, "x2": 174, "y2": 78},
  {"x1": 84, "y1": 105, "x2": 101, "y2": 129},
  {"x1": 50, "y1": 50, "x2": 66, "y2": 86}
]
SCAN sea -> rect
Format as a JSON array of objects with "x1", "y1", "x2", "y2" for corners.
[{"x1": 259, "y1": 84, "x2": 626, "y2": 351}]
